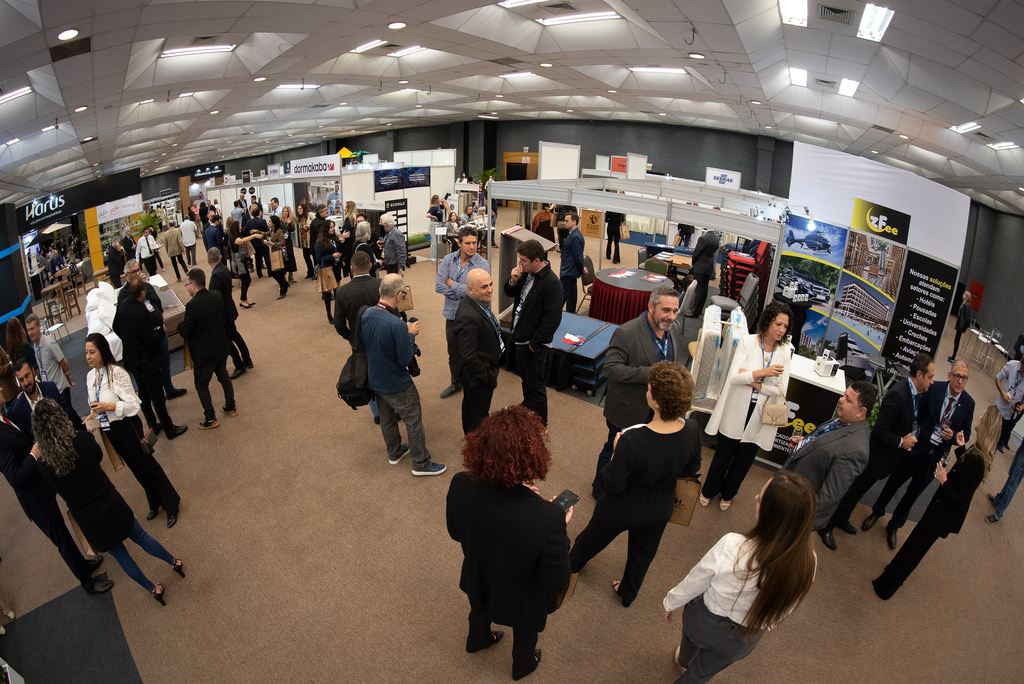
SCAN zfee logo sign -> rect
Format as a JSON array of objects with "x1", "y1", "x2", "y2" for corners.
[
  {"x1": 704, "y1": 166, "x2": 741, "y2": 190},
  {"x1": 851, "y1": 197, "x2": 910, "y2": 245}
]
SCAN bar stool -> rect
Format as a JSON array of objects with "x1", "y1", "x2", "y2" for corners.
[{"x1": 60, "y1": 278, "x2": 82, "y2": 318}]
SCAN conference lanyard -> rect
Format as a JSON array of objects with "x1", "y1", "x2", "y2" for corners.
[
  {"x1": 92, "y1": 371, "x2": 111, "y2": 431},
  {"x1": 476, "y1": 301, "x2": 505, "y2": 354},
  {"x1": 752, "y1": 338, "x2": 775, "y2": 404},
  {"x1": 35, "y1": 343, "x2": 46, "y2": 382},
  {"x1": 653, "y1": 332, "x2": 669, "y2": 361},
  {"x1": 513, "y1": 274, "x2": 533, "y2": 329}
]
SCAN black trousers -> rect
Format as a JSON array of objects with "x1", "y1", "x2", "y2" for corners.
[
  {"x1": 467, "y1": 607, "x2": 539, "y2": 680},
  {"x1": 446, "y1": 319, "x2": 462, "y2": 384},
  {"x1": 829, "y1": 470, "x2": 880, "y2": 530},
  {"x1": 28, "y1": 497, "x2": 94, "y2": 586},
  {"x1": 998, "y1": 414, "x2": 1023, "y2": 450},
  {"x1": 227, "y1": 320, "x2": 251, "y2": 369},
  {"x1": 134, "y1": 368, "x2": 174, "y2": 431},
  {"x1": 569, "y1": 502, "x2": 668, "y2": 606},
  {"x1": 873, "y1": 521, "x2": 940, "y2": 600},
  {"x1": 254, "y1": 243, "x2": 271, "y2": 277},
  {"x1": 142, "y1": 256, "x2": 157, "y2": 276},
  {"x1": 194, "y1": 358, "x2": 234, "y2": 421},
  {"x1": 606, "y1": 229, "x2": 620, "y2": 262},
  {"x1": 239, "y1": 272, "x2": 251, "y2": 301},
  {"x1": 560, "y1": 275, "x2": 578, "y2": 313},
  {"x1": 515, "y1": 344, "x2": 550, "y2": 425},
  {"x1": 702, "y1": 433, "x2": 759, "y2": 502},
  {"x1": 951, "y1": 329, "x2": 965, "y2": 359},
  {"x1": 109, "y1": 272, "x2": 122, "y2": 289},
  {"x1": 691, "y1": 272, "x2": 711, "y2": 316},
  {"x1": 107, "y1": 416, "x2": 180, "y2": 516},
  {"x1": 270, "y1": 268, "x2": 289, "y2": 296},
  {"x1": 461, "y1": 377, "x2": 494, "y2": 435},
  {"x1": 301, "y1": 247, "x2": 315, "y2": 278},
  {"x1": 556, "y1": 226, "x2": 568, "y2": 250},
  {"x1": 871, "y1": 453, "x2": 935, "y2": 529},
  {"x1": 169, "y1": 254, "x2": 188, "y2": 279}
]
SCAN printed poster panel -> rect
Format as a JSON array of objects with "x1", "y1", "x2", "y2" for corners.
[
  {"x1": 881, "y1": 252, "x2": 958, "y2": 365},
  {"x1": 828, "y1": 271, "x2": 895, "y2": 351},
  {"x1": 793, "y1": 308, "x2": 831, "y2": 360},
  {"x1": 783, "y1": 216, "x2": 847, "y2": 267},
  {"x1": 580, "y1": 209, "x2": 602, "y2": 239},
  {"x1": 851, "y1": 197, "x2": 910, "y2": 246},
  {"x1": 842, "y1": 233, "x2": 906, "y2": 301},
  {"x1": 374, "y1": 169, "x2": 403, "y2": 193},
  {"x1": 764, "y1": 377, "x2": 841, "y2": 467},
  {"x1": 404, "y1": 167, "x2": 431, "y2": 189},
  {"x1": 775, "y1": 215, "x2": 847, "y2": 312}
]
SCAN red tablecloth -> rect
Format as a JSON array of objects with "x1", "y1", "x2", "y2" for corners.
[{"x1": 589, "y1": 269, "x2": 666, "y2": 324}]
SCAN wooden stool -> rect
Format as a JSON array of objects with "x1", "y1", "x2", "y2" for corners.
[
  {"x1": 41, "y1": 282, "x2": 65, "y2": 324},
  {"x1": 60, "y1": 279, "x2": 82, "y2": 318}
]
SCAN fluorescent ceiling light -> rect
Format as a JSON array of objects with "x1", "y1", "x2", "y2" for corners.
[
  {"x1": 415, "y1": 104, "x2": 423, "y2": 108},
  {"x1": 253, "y1": 77, "x2": 266, "y2": 82},
  {"x1": 5, "y1": 138, "x2": 18, "y2": 145},
  {"x1": 398, "y1": 80, "x2": 409, "y2": 84},
  {"x1": 495, "y1": 94, "x2": 504, "y2": 97},
  {"x1": 388, "y1": 22, "x2": 406, "y2": 29},
  {"x1": 988, "y1": 141, "x2": 1019, "y2": 150},
  {"x1": 478, "y1": 114, "x2": 499, "y2": 119},
  {"x1": 608, "y1": 89, "x2": 617, "y2": 93},
  {"x1": 898, "y1": 134, "x2": 909, "y2": 139},
  {"x1": 351, "y1": 39, "x2": 387, "y2": 53},
  {"x1": 658, "y1": 112, "x2": 666, "y2": 116},
  {"x1": 630, "y1": 67, "x2": 687, "y2": 74},
  {"x1": 339, "y1": 102, "x2": 347, "y2": 105},
  {"x1": 138, "y1": 98, "x2": 154, "y2": 104},
  {"x1": 399, "y1": 88, "x2": 421, "y2": 92},
  {"x1": 388, "y1": 46, "x2": 425, "y2": 57},
  {"x1": 74, "y1": 105, "x2": 87, "y2": 112},
  {"x1": 838, "y1": 78, "x2": 860, "y2": 97},
  {"x1": 178, "y1": 92, "x2": 194, "y2": 97},
  {"x1": 540, "y1": 63, "x2": 553, "y2": 67},
  {"x1": 871, "y1": 150, "x2": 879, "y2": 154},
  {"x1": 41, "y1": 125, "x2": 55, "y2": 132},
  {"x1": 536, "y1": 11, "x2": 619, "y2": 25},
  {"x1": 161, "y1": 45, "x2": 235, "y2": 58},
  {"x1": 81, "y1": 136, "x2": 95, "y2": 142},
  {"x1": 857, "y1": 4, "x2": 894, "y2": 42},
  {"x1": 765, "y1": 125, "x2": 773, "y2": 129},
  {"x1": 750, "y1": 100, "x2": 762, "y2": 104},
  {"x1": 210, "y1": 110, "x2": 219, "y2": 114},
  {"x1": 276, "y1": 84, "x2": 320, "y2": 89},
  {"x1": 500, "y1": 72, "x2": 534, "y2": 78},
  {"x1": 789, "y1": 67, "x2": 807, "y2": 87},
  {"x1": 58, "y1": 29, "x2": 79, "y2": 41},
  {"x1": 688, "y1": 53, "x2": 705, "y2": 59},
  {"x1": 950, "y1": 122, "x2": 980, "y2": 134},
  {"x1": 0, "y1": 86, "x2": 32, "y2": 105},
  {"x1": 779, "y1": 0, "x2": 808, "y2": 27},
  {"x1": 498, "y1": 0, "x2": 546, "y2": 7},
  {"x1": 1018, "y1": 187, "x2": 1024, "y2": 192}
]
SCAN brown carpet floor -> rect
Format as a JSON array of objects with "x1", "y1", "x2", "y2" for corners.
[{"x1": 1, "y1": 221, "x2": 1020, "y2": 683}]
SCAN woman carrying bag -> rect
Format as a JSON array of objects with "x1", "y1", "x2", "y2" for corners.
[
  {"x1": 227, "y1": 217, "x2": 259, "y2": 309},
  {"x1": 701, "y1": 300, "x2": 794, "y2": 511},
  {"x1": 267, "y1": 215, "x2": 290, "y2": 300},
  {"x1": 83, "y1": 333, "x2": 182, "y2": 529},
  {"x1": 280, "y1": 205, "x2": 300, "y2": 284},
  {"x1": 295, "y1": 203, "x2": 315, "y2": 279},
  {"x1": 314, "y1": 213, "x2": 343, "y2": 325}
]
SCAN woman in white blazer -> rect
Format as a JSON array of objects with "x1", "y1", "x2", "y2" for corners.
[{"x1": 701, "y1": 300, "x2": 794, "y2": 510}]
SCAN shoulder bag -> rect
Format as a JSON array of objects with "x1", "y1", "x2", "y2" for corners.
[{"x1": 762, "y1": 390, "x2": 788, "y2": 426}]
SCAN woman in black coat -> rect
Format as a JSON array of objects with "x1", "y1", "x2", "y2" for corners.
[
  {"x1": 31, "y1": 399, "x2": 185, "y2": 606},
  {"x1": 350, "y1": 221, "x2": 381, "y2": 278},
  {"x1": 446, "y1": 406, "x2": 572, "y2": 681},
  {"x1": 872, "y1": 404, "x2": 998, "y2": 600},
  {"x1": 569, "y1": 362, "x2": 702, "y2": 607},
  {"x1": 314, "y1": 210, "x2": 343, "y2": 324}
]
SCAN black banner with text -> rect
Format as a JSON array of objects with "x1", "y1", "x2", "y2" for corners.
[{"x1": 881, "y1": 251, "x2": 957, "y2": 365}]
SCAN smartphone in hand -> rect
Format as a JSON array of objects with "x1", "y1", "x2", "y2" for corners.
[{"x1": 552, "y1": 489, "x2": 580, "y2": 513}]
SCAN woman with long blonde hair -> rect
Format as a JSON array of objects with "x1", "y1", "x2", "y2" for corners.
[
  {"x1": 664, "y1": 471, "x2": 817, "y2": 682},
  {"x1": 280, "y1": 205, "x2": 299, "y2": 283},
  {"x1": 873, "y1": 405, "x2": 998, "y2": 600}
]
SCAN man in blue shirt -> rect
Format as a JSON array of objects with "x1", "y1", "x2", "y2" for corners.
[
  {"x1": 327, "y1": 181, "x2": 343, "y2": 215},
  {"x1": 361, "y1": 274, "x2": 446, "y2": 477},
  {"x1": 559, "y1": 212, "x2": 587, "y2": 313},
  {"x1": 436, "y1": 227, "x2": 490, "y2": 399}
]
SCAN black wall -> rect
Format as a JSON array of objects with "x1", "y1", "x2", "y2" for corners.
[{"x1": 959, "y1": 201, "x2": 1024, "y2": 341}]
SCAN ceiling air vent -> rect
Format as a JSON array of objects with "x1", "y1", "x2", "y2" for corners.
[
  {"x1": 543, "y1": 2, "x2": 578, "y2": 11},
  {"x1": 190, "y1": 36, "x2": 220, "y2": 46},
  {"x1": 819, "y1": 5, "x2": 853, "y2": 24},
  {"x1": 310, "y1": 104, "x2": 331, "y2": 108},
  {"x1": 814, "y1": 78, "x2": 838, "y2": 88},
  {"x1": 49, "y1": 36, "x2": 91, "y2": 63},
  {"x1": 490, "y1": 57, "x2": 521, "y2": 66},
  {"x1": 872, "y1": 124, "x2": 895, "y2": 134},
  {"x1": 972, "y1": 131, "x2": 994, "y2": 141}
]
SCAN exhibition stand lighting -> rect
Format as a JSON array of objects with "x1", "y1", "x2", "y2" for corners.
[
  {"x1": 500, "y1": 72, "x2": 534, "y2": 78},
  {"x1": 276, "y1": 84, "x2": 320, "y2": 89},
  {"x1": 857, "y1": 4, "x2": 895, "y2": 42},
  {"x1": 388, "y1": 46, "x2": 426, "y2": 57},
  {"x1": 478, "y1": 115, "x2": 499, "y2": 120},
  {"x1": 160, "y1": 45, "x2": 235, "y2": 58},
  {"x1": 950, "y1": 122, "x2": 980, "y2": 134},
  {"x1": 351, "y1": 39, "x2": 387, "y2": 53},
  {"x1": 0, "y1": 86, "x2": 32, "y2": 106},
  {"x1": 138, "y1": 98, "x2": 154, "y2": 104},
  {"x1": 536, "y1": 11, "x2": 619, "y2": 25},
  {"x1": 779, "y1": 0, "x2": 808, "y2": 27},
  {"x1": 498, "y1": 0, "x2": 546, "y2": 7}
]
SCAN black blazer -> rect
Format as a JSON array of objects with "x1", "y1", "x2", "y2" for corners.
[
  {"x1": 117, "y1": 282, "x2": 163, "y2": 314},
  {"x1": 911, "y1": 382, "x2": 975, "y2": 465},
  {"x1": 106, "y1": 246, "x2": 125, "y2": 277},
  {"x1": 868, "y1": 378, "x2": 918, "y2": 479},
  {"x1": 112, "y1": 296, "x2": 165, "y2": 375},
  {"x1": 36, "y1": 430, "x2": 134, "y2": 552},
  {"x1": 9, "y1": 381, "x2": 83, "y2": 436},
  {"x1": 446, "y1": 472, "x2": 570, "y2": 632},
  {"x1": 920, "y1": 445, "x2": 985, "y2": 538},
  {"x1": 454, "y1": 297, "x2": 502, "y2": 389},
  {"x1": 209, "y1": 262, "x2": 239, "y2": 323},
  {"x1": 0, "y1": 413, "x2": 57, "y2": 522},
  {"x1": 178, "y1": 288, "x2": 231, "y2": 367},
  {"x1": 502, "y1": 262, "x2": 563, "y2": 349},
  {"x1": 691, "y1": 231, "x2": 719, "y2": 277},
  {"x1": 335, "y1": 275, "x2": 382, "y2": 342}
]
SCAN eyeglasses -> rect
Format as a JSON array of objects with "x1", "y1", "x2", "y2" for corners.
[
  {"x1": 127, "y1": 269, "x2": 141, "y2": 275},
  {"x1": 951, "y1": 373, "x2": 968, "y2": 381}
]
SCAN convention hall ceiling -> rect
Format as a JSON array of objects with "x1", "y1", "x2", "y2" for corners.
[{"x1": 1, "y1": 0, "x2": 1023, "y2": 214}]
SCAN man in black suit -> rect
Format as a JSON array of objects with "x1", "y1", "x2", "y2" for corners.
[
  {"x1": 335, "y1": 251, "x2": 382, "y2": 342},
  {"x1": 688, "y1": 229, "x2": 719, "y2": 318},
  {"x1": 112, "y1": 280, "x2": 188, "y2": 440},
  {"x1": 592, "y1": 285, "x2": 683, "y2": 498},
  {"x1": 208, "y1": 247, "x2": 251, "y2": 379},
  {"x1": 824, "y1": 352, "x2": 935, "y2": 550},
  {"x1": 455, "y1": 268, "x2": 504, "y2": 435},
  {"x1": 9, "y1": 358, "x2": 83, "y2": 435},
  {"x1": 503, "y1": 240, "x2": 562, "y2": 425},
  {"x1": 179, "y1": 269, "x2": 236, "y2": 430},
  {"x1": 863, "y1": 360, "x2": 974, "y2": 549},
  {"x1": 121, "y1": 226, "x2": 136, "y2": 261},
  {"x1": 0, "y1": 388, "x2": 112, "y2": 594}
]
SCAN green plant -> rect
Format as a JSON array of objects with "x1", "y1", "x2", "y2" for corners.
[
  {"x1": 867, "y1": 400, "x2": 880, "y2": 430},
  {"x1": 137, "y1": 209, "x2": 162, "y2": 234},
  {"x1": 472, "y1": 168, "x2": 503, "y2": 187}
]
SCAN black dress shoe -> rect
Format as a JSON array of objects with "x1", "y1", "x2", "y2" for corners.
[
  {"x1": 467, "y1": 630, "x2": 504, "y2": 653},
  {"x1": 146, "y1": 509, "x2": 159, "y2": 520},
  {"x1": 374, "y1": 415, "x2": 381, "y2": 425},
  {"x1": 165, "y1": 424, "x2": 188, "y2": 440},
  {"x1": 244, "y1": 361, "x2": 254, "y2": 369},
  {"x1": 166, "y1": 388, "x2": 188, "y2": 400},
  {"x1": 513, "y1": 650, "x2": 541, "y2": 681},
  {"x1": 166, "y1": 514, "x2": 177, "y2": 529},
  {"x1": 86, "y1": 555, "x2": 104, "y2": 571},
  {"x1": 886, "y1": 525, "x2": 898, "y2": 550},
  {"x1": 838, "y1": 521, "x2": 858, "y2": 535},
  {"x1": 84, "y1": 578, "x2": 114, "y2": 594},
  {"x1": 818, "y1": 529, "x2": 837, "y2": 550},
  {"x1": 861, "y1": 514, "x2": 879, "y2": 531},
  {"x1": 230, "y1": 367, "x2": 247, "y2": 380}
]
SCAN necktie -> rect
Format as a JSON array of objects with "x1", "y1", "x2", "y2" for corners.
[{"x1": 942, "y1": 397, "x2": 955, "y2": 424}]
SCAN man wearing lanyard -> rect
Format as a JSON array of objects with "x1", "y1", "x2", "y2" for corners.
[
  {"x1": 591, "y1": 285, "x2": 683, "y2": 498},
  {"x1": 504, "y1": 240, "x2": 563, "y2": 426},
  {"x1": 994, "y1": 358, "x2": 1024, "y2": 452},
  {"x1": 454, "y1": 269, "x2": 504, "y2": 435},
  {"x1": 380, "y1": 213, "x2": 406, "y2": 275},
  {"x1": 824, "y1": 353, "x2": 934, "y2": 551},
  {"x1": 861, "y1": 361, "x2": 974, "y2": 550},
  {"x1": 24, "y1": 314, "x2": 74, "y2": 408},
  {"x1": 436, "y1": 227, "x2": 490, "y2": 400},
  {"x1": 8, "y1": 358, "x2": 83, "y2": 435}
]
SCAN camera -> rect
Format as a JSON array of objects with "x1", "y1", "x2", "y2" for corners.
[{"x1": 407, "y1": 317, "x2": 422, "y2": 377}]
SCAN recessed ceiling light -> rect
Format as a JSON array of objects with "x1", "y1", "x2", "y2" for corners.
[
  {"x1": 161, "y1": 45, "x2": 235, "y2": 58},
  {"x1": 838, "y1": 78, "x2": 860, "y2": 97},
  {"x1": 318, "y1": 125, "x2": 323, "y2": 128},
  {"x1": 5, "y1": 138, "x2": 18, "y2": 145},
  {"x1": 399, "y1": 88, "x2": 421, "y2": 92},
  {"x1": 540, "y1": 63, "x2": 553, "y2": 67},
  {"x1": 608, "y1": 89, "x2": 617, "y2": 93},
  {"x1": 498, "y1": 0, "x2": 546, "y2": 7},
  {"x1": 765, "y1": 125, "x2": 773, "y2": 129},
  {"x1": 41, "y1": 125, "x2": 55, "y2": 132},
  {"x1": 58, "y1": 29, "x2": 79, "y2": 41},
  {"x1": 491, "y1": 111, "x2": 497, "y2": 114},
  {"x1": 288, "y1": 133, "x2": 294, "y2": 136},
  {"x1": 81, "y1": 136, "x2": 95, "y2": 142},
  {"x1": 92, "y1": 163, "x2": 99, "y2": 166},
  {"x1": 339, "y1": 102, "x2": 348, "y2": 105},
  {"x1": 500, "y1": 72, "x2": 534, "y2": 78},
  {"x1": 858, "y1": 4, "x2": 895, "y2": 42},
  {"x1": 536, "y1": 11, "x2": 619, "y2": 25},
  {"x1": 1018, "y1": 186, "x2": 1024, "y2": 192},
  {"x1": 276, "y1": 84, "x2": 320, "y2": 89},
  {"x1": 871, "y1": 150, "x2": 879, "y2": 154},
  {"x1": 687, "y1": 52, "x2": 705, "y2": 59},
  {"x1": 566, "y1": 109, "x2": 573, "y2": 112},
  {"x1": 658, "y1": 112, "x2": 666, "y2": 116},
  {"x1": 789, "y1": 68, "x2": 807, "y2": 87},
  {"x1": 138, "y1": 98, "x2": 154, "y2": 104},
  {"x1": 253, "y1": 77, "x2": 266, "y2": 82},
  {"x1": 0, "y1": 86, "x2": 32, "y2": 106},
  {"x1": 351, "y1": 39, "x2": 387, "y2": 53},
  {"x1": 630, "y1": 67, "x2": 687, "y2": 74},
  {"x1": 161, "y1": 152, "x2": 167, "y2": 155},
  {"x1": 389, "y1": 46, "x2": 425, "y2": 57},
  {"x1": 388, "y1": 22, "x2": 406, "y2": 29},
  {"x1": 898, "y1": 134, "x2": 909, "y2": 139},
  {"x1": 950, "y1": 122, "x2": 980, "y2": 134},
  {"x1": 172, "y1": 143, "x2": 178, "y2": 146},
  {"x1": 988, "y1": 141, "x2": 1019, "y2": 150},
  {"x1": 478, "y1": 114, "x2": 499, "y2": 119},
  {"x1": 415, "y1": 104, "x2": 423, "y2": 107},
  {"x1": 386, "y1": 123, "x2": 392, "y2": 126},
  {"x1": 398, "y1": 80, "x2": 409, "y2": 84},
  {"x1": 779, "y1": 0, "x2": 808, "y2": 27},
  {"x1": 178, "y1": 92, "x2": 194, "y2": 97},
  {"x1": 750, "y1": 100, "x2": 762, "y2": 104},
  {"x1": 495, "y1": 94, "x2": 504, "y2": 98},
  {"x1": 248, "y1": 131, "x2": 255, "y2": 134}
]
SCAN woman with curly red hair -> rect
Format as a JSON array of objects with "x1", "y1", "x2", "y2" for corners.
[
  {"x1": 446, "y1": 405, "x2": 572, "y2": 681},
  {"x1": 569, "y1": 361, "x2": 702, "y2": 607}
]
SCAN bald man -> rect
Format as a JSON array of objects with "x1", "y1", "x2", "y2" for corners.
[{"x1": 454, "y1": 268, "x2": 504, "y2": 434}]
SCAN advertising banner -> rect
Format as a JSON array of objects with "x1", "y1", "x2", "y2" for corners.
[
  {"x1": 374, "y1": 169, "x2": 403, "y2": 193},
  {"x1": 765, "y1": 377, "x2": 841, "y2": 466},
  {"x1": 580, "y1": 209, "x2": 602, "y2": 239},
  {"x1": 17, "y1": 170, "x2": 141, "y2": 232},
  {"x1": 95, "y1": 194, "x2": 143, "y2": 224},
  {"x1": 611, "y1": 156, "x2": 627, "y2": 173},
  {"x1": 404, "y1": 167, "x2": 430, "y2": 189},
  {"x1": 850, "y1": 197, "x2": 910, "y2": 246},
  {"x1": 267, "y1": 163, "x2": 281, "y2": 179},
  {"x1": 287, "y1": 154, "x2": 341, "y2": 178},
  {"x1": 705, "y1": 166, "x2": 742, "y2": 190},
  {"x1": 881, "y1": 252, "x2": 958, "y2": 365}
]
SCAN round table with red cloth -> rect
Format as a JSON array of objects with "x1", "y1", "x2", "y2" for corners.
[{"x1": 589, "y1": 268, "x2": 669, "y2": 324}]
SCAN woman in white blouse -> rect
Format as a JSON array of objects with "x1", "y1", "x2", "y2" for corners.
[
  {"x1": 701, "y1": 300, "x2": 794, "y2": 510},
  {"x1": 664, "y1": 471, "x2": 817, "y2": 683},
  {"x1": 83, "y1": 333, "x2": 182, "y2": 529}
]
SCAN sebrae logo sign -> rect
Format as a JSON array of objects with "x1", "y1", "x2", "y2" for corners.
[{"x1": 851, "y1": 197, "x2": 910, "y2": 245}]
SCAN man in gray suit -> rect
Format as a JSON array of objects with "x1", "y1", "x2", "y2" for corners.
[
  {"x1": 591, "y1": 285, "x2": 683, "y2": 498},
  {"x1": 783, "y1": 380, "x2": 876, "y2": 549}
]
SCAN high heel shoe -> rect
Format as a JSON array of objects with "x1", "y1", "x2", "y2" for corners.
[
  {"x1": 152, "y1": 583, "x2": 166, "y2": 606},
  {"x1": 4, "y1": 610, "x2": 14, "y2": 620},
  {"x1": 173, "y1": 559, "x2": 185, "y2": 579},
  {"x1": 719, "y1": 499, "x2": 731, "y2": 511},
  {"x1": 699, "y1": 495, "x2": 710, "y2": 507}
]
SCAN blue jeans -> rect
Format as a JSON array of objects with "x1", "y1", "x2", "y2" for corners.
[
  {"x1": 992, "y1": 442, "x2": 1024, "y2": 521},
  {"x1": 106, "y1": 518, "x2": 176, "y2": 592},
  {"x1": 369, "y1": 398, "x2": 379, "y2": 418}
]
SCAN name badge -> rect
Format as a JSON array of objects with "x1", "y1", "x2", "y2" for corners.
[
  {"x1": 929, "y1": 425, "x2": 943, "y2": 446},
  {"x1": 144, "y1": 301, "x2": 155, "y2": 313}
]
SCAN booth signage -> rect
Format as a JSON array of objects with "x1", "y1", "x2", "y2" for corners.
[
  {"x1": 17, "y1": 169, "x2": 141, "y2": 232},
  {"x1": 611, "y1": 156, "x2": 627, "y2": 173},
  {"x1": 190, "y1": 165, "x2": 223, "y2": 182},
  {"x1": 159, "y1": 188, "x2": 175, "y2": 197},
  {"x1": 288, "y1": 154, "x2": 341, "y2": 178},
  {"x1": 580, "y1": 209, "x2": 602, "y2": 239},
  {"x1": 881, "y1": 251, "x2": 957, "y2": 365},
  {"x1": 242, "y1": 170, "x2": 252, "y2": 183},
  {"x1": 267, "y1": 163, "x2": 281, "y2": 179},
  {"x1": 95, "y1": 194, "x2": 143, "y2": 224},
  {"x1": 765, "y1": 380, "x2": 839, "y2": 467},
  {"x1": 851, "y1": 197, "x2": 910, "y2": 245},
  {"x1": 705, "y1": 166, "x2": 742, "y2": 190},
  {"x1": 405, "y1": 167, "x2": 430, "y2": 190},
  {"x1": 375, "y1": 169, "x2": 403, "y2": 193}
]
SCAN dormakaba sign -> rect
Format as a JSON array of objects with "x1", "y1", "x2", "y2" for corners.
[
  {"x1": 285, "y1": 154, "x2": 341, "y2": 178},
  {"x1": 95, "y1": 194, "x2": 143, "y2": 224},
  {"x1": 705, "y1": 166, "x2": 742, "y2": 190}
]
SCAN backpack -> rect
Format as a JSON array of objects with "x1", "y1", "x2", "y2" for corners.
[{"x1": 336, "y1": 305, "x2": 374, "y2": 409}]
